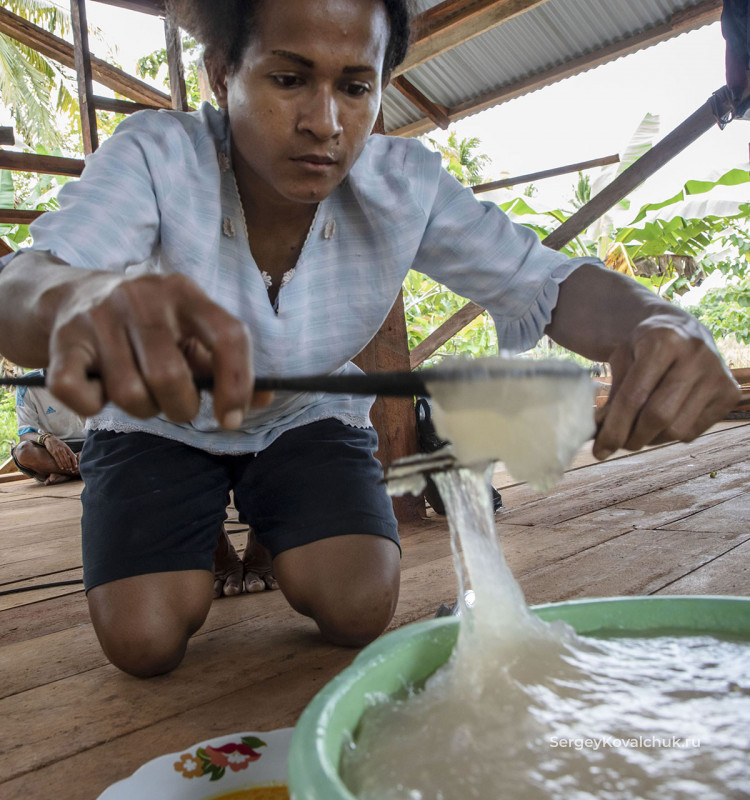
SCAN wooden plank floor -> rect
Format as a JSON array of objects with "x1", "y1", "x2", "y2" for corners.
[{"x1": 1, "y1": 420, "x2": 749, "y2": 799}]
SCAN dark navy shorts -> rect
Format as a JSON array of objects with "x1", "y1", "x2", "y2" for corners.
[{"x1": 79, "y1": 419, "x2": 399, "y2": 591}]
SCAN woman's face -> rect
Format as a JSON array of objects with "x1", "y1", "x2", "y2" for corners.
[{"x1": 211, "y1": 0, "x2": 390, "y2": 209}]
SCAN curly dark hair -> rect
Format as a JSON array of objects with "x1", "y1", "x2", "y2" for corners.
[{"x1": 166, "y1": 0, "x2": 412, "y2": 76}]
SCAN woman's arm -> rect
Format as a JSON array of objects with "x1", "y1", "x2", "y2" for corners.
[
  {"x1": 546, "y1": 263, "x2": 741, "y2": 459},
  {"x1": 0, "y1": 251, "x2": 260, "y2": 428}
]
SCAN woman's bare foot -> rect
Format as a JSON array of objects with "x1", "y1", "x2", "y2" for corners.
[
  {"x1": 242, "y1": 529, "x2": 279, "y2": 593},
  {"x1": 212, "y1": 527, "x2": 279, "y2": 598},
  {"x1": 212, "y1": 527, "x2": 244, "y2": 598}
]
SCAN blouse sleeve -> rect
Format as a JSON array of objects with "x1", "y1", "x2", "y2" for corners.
[
  {"x1": 12, "y1": 111, "x2": 181, "y2": 273},
  {"x1": 412, "y1": 158, "x2": 602, "y2": 354}
]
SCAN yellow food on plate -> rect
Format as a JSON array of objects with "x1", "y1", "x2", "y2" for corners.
[{"x1": 214, "y1": 785, "x2": 289, "y2": 800}]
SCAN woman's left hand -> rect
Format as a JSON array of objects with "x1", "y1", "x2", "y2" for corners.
[{"x1": 593, "y1": 313, "x2": 741, "y2": 459}]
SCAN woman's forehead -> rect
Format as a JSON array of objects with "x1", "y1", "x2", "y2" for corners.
[{"x1": 251, "y1": 0, "x2": 390, "y2": 57}]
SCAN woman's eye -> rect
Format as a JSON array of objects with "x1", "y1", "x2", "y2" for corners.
[
  {"x1": 344, "y1": 83, "x2": 370, "y2": 97},
  {"x1": 273, "y1": 74, "x2": 302, "y2": 88}
]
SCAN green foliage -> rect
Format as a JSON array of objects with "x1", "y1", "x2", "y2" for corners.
[
  {"x1": 0, "y1": 151, "x2": 72, "y2": 249},
  {"x1": 424, "y1": 130, "x2": 492, "y2": 187},
  {"x1": 0, "y1": 1, "x2": 80, "y2": 149},
  {"x1": 137, "y1": 36, "x2": 206, "y2": 108},
  {"x1": 2, "y1": 0, "x2": 69, "y2": 31},
  {"x1": 0, "y1": 389, "x2": 17, "y2": 462},
  {"x1": 686, "y1": 279, "x2": 750, "y2": 345},
  {"x1": 407, "y1": 133, "x2": 498, "y2": 363},
  {"x1": 571, "y1": 172, "x2": 591, "y2": 209},
  {"x1": 404, "y1": 271, "x2": 497, "y2": 366}
]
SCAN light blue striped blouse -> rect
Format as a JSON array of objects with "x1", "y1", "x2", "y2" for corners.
[{"x1": 1, "y1": 103, "x2": 598, "y2": 453}]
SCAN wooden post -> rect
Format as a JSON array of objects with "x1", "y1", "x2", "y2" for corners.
[
  {"x1": 354, "y1": 291, "x2": 425, "y2": 522},
  {"x1": 164, "y1": 11, "x2": 189, "y2": 112},
  {"x1": 355, "y1": 106, "x2": 425, "y2": 522},
  {"x1": 70, "y1": 0, "x2": 98, "y2": 154}
]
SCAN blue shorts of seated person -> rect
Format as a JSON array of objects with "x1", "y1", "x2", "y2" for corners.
[{"x1": 79, "y1": 419, "x2": 400, "y2": 592}]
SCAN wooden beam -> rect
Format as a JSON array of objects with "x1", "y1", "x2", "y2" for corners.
[
  {"x1": 164, "y1": 10, "x2": 189, "y2": 111},
  {"x1": 0, "y1": 7, "x2": 172, "y2": 108},
  {"x1": 391, "y1": 0, "x2": 723, "y2": 137},
  {"x1": 92, "y1": 95, "x2": 161, "y2": 114},
  {"x1": 410, "y1": 301, "x2": 485, "y2": 369},
  {"x1": 0, "y1": 128, "x2": 14, "y2": 146},
  {"x1": 0, "y1": 239, "x2": 12, "y2": 258},
  {"x1": 409, "y1": 88, "x2": 732, "y2": 369},
  {"x1": 70, "y1": 0, "x2": 99, "y2": 154},
  {"x1": 0, "y1": 151, "x2": 84, "y2": 177},
  {"x1": 0, "y1": 210, "x2": 44, "y2": 225},
  {"x1": 392, "y1": 76, "x2": 451, "y2": 130},
  {"x1": 397, "y1": 0, "x2": 548, "y2": 76},
  {"x1": 472, "y1": 154, "x2": 620, "y2": 193},
  {"x1": 90, "y1": 0, "x2": 164, "y2": 15}
]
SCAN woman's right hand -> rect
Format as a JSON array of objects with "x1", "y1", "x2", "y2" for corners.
[{"x1": 44, "y1": 270, "x2": 267, "y2": 428}]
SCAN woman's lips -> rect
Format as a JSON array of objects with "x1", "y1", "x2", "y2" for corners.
[{"x1": 292, "y1": 154, "x2": 338, "y2": 172}]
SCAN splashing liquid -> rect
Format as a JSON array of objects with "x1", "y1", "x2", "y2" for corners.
[{"x1": 340, "y1": 466, "x2": 750, "y2": 799}]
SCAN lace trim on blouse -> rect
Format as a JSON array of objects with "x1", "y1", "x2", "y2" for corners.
[{"x1": 230, "y1": 170, "x2": 320, "y2": 299}]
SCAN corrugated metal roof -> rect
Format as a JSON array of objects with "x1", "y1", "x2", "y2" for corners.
[{"x1": 384, "y1": 0, "x2": 721, "y2": 134}]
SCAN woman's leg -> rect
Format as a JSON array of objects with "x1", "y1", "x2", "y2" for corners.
[
  {"x1": 80, "y1": 430, "x2": 232, "y2": 677},
  {"x1": 88, "y1": 570, "x2": 213, "y2": 678},
  {"x1": 274, "y1": 534, "x2": 400, "y2": 647}
]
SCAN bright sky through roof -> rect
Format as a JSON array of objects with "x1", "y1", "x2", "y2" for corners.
[
  {"x1": 426, "y1": 21, "x2": 749, "y2": 208},
  {"x1": 12, "y1": 6, "x2": 750, "y2": 211}
]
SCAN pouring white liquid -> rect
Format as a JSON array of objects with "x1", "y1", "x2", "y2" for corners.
[{"x1": 340, "y1": 364, "x2": 750, "y2": 799}]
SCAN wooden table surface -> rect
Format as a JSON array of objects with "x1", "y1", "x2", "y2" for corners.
[{"x1": 1, "y1": 420, "x2": 748, "y2": 799}]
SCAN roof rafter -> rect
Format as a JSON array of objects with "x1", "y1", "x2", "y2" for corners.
[
  {"x1": 392, "y1": 76, "x2": 451, "y2": 129},
  {"x1": 392, "y1": 0, "x2": 723, "y2": 136},
  {"x1": 396, "y1": 0, "x2": 549, "y2": 76},
  {"x1": 90, "y1": 0, "x2": 164, "y2": 16}
]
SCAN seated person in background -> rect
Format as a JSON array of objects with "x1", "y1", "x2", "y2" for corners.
[{"x1": 11, "y1": 369, "x2": 87, "y2": 484}]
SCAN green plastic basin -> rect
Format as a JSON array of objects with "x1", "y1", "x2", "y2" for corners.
[{"x1": 288, "y1": 595, "x2": 750, "y2": 800}]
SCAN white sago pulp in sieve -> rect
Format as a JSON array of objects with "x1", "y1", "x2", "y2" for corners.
[{"x1": 340, "y1": 361, "x2": 750, "y2": 799}]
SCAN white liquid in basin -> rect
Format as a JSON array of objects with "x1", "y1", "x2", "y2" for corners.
[{"x1": 341, "y1": 466, "x2": 750, "y2": 798}]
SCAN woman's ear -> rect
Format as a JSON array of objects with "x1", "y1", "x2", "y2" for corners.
[{"x1": 204, "y1": 51, "x2": 230, "y2": 108}]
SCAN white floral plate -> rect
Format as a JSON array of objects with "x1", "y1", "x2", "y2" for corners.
[{"x1": 97, "y1": 728, "x2": 293, "y2": 799}]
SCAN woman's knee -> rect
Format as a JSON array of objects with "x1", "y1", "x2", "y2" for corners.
[
  {"x1": 275, "y1": 535, "x2": 401, "y2": 648},
  {"x1": 94, "y1": 624, "x2": 190, "y2": 678},
  {"x1": 312, "y1": 584, "x2": 399, "y2": 647},
  {"x1": 87, "y1": 570, "x2": 213, "y2": 678}
]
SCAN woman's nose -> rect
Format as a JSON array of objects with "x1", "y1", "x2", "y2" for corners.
[{"x1": 297, "y1": 87, "x2": 343, "y2": 140}]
